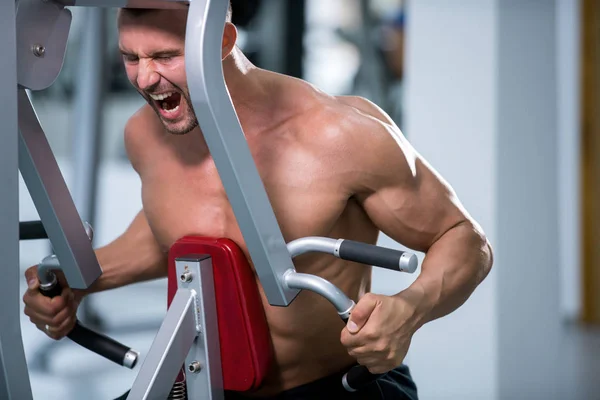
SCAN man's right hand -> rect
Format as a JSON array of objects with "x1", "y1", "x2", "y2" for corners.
[{"x1": 23, "y1": 266, "x2": 84, "y2": 340}]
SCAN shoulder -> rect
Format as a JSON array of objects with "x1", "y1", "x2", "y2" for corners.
[
  {"x1": 298, "y1": 94, "x2": 410, "y2": 161},
  {"x1": 297, "y1": 93, "x2": 402, "y2": 145},
  {"x1": 292, "y1": 94, "x2": 417, "y2": 194},
  {"x1": 124, "y1": 103, "x2": 162, "y2": 140},
  {"x1": 123, "y1": 104, "x2": 163, "y2": 172}
]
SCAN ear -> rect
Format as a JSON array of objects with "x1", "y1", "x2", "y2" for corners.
[{"x1": 222, "y1": 22, "x2": 237, "y2": 60}]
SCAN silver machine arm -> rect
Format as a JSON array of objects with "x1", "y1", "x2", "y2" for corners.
[{"x1": 2, "y1": 0, "x2": 420, "y2": 398}]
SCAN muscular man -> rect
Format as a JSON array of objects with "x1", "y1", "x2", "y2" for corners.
[{"x1": 23, "y1": 5, "x2": 493, "y2": 400}]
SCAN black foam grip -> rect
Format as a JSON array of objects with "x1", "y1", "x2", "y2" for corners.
[
  {"x1": 67, "y1": 322, "x2": 136, "y2": 368},
  {"x1": 343, "y1": 364, "x2": 385, "y2": 392},
  {"x1": 39, "y1": 276, "x2": 136, "y2": 369},
  {"x1": 338, "y1": 240, "x2": 404, "y2": 271},
  {"x1": 19, "y1": 221, "x2": 48, "y2": 240},
  {"x1": 39, "y1": 281, "x2": 62, "y2": 298}
]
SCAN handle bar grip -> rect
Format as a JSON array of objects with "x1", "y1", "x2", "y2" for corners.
[
  {"x1": 19, "y1": 221, "x2": 48, "y2": 240},
  {"x1": 338, "y1": 240, "x2": 418, "y2": 273},
  {"x1": 39, "y1": 280, "x2": 139, "y2": 369},
  {"x1": 342, "y1": 364, "x2": 385, "y2": 392},
  {"x1": 68, "y1": 322, "x2": 139, "y2": 369}
]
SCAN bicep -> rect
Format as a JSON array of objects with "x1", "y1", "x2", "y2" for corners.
[
  {"x1": 349, "y1": 121, "x2": 468, "y2": 253},
  {"x1": 358, "y1": 160, "x2": 467, "y2": 253}
]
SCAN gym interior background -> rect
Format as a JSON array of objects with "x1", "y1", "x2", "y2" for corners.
[{"x1": 14, "y1": 0, "x2": 600, "y2": 399}]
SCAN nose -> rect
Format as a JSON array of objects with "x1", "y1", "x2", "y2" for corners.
[{"x1": 136, "y1": 59, "x2": 160, "y2": 91}]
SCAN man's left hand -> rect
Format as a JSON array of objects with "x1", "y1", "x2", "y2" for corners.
[{"x1": 340, "y1": 292, "x2": 419, "y2": 374}]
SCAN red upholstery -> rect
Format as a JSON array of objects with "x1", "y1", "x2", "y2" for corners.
[{"x1": 168, "y1": 237, "x2": 273, "y2": 392}]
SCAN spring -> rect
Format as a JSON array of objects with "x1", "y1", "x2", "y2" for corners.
[{"x1": 167, "y1": 381, "x2": 187, "y2": 400}]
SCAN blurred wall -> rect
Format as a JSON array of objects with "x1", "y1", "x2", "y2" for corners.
[
  {"x1": 399, "y1": 1, "x2": 498, "y2": 399},
  {"x1": 371, "y1": 0, "x2": 579, "y2": 399}
]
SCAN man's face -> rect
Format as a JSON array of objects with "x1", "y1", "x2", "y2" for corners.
[{"x1": 118, "y1": 10, "x2": 197, "y2": 135}]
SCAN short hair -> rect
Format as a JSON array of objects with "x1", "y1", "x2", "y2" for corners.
[{"x1": 119, "y1": 1, "x2": 232, "y2": 22}]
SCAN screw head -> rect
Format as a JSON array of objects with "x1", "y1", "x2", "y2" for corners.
[
  {"x1": 32, "y1": 44, "x2": 45, "y2": 57},
  {"x1": 188, "y1": 361, "x2": 202, "y2": 373},
  {"x1": 180, "y1": 270, "x2": 193, "y2": 283}
]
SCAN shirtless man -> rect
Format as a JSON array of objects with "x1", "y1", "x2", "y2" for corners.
[{"x1": 23, "y1": 5, "x2": 493, "y2": 399}]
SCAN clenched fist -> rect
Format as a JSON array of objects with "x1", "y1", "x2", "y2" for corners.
[{"x1": 22, "y1": 265, "x2": 84, "y2": 340}]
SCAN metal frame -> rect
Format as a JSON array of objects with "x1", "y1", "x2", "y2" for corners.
[
  {"x1": 0, "y1": 1, "x2": 33, "y2": 399},
  {"x1": 4, "y1": 0, "x2": 419, "y2": 398},
  {"x1": 185, "y1": 0, "x2": 299, "y2": 307},
  {"x1": 128, "y1": 255, "x2": 223, "y2": 400},
  {"x1": 7, "y1": 1, "x2": 297, "y2": 397}
]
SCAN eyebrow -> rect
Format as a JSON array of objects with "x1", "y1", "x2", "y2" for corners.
[{"x1": 119, "y1": 48, "x2": 182, "y2": 58}]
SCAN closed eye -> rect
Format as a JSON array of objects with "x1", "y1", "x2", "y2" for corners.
[
  {"x1": 155, "y1": 55, "x2": 174, "y2": 63},
  {"x1": 121, "y1": 53, "x2": 139, "y2": 63}
]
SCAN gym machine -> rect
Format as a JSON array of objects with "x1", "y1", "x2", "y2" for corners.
[{"x1": 2, "y1": 0, "x2": 420, "y2": 399}]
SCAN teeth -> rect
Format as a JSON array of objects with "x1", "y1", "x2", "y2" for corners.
[
  {"x1": 164, "y1": 105, "x2": 179, "y2": 113},
  {"x1": 150, "y1": 92, "x2": 174, "y2": 101}
]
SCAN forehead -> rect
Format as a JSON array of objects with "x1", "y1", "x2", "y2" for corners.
[{"x1": 118, "y1": 9, "x2": 188, "y2": 47}]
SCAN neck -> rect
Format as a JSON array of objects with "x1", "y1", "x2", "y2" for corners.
[
  {"x1": 222, "y1": 48, "x2": 267, "y2": 113},
  {"x1": 183, "y1": 48, "x2": 273, "y2": 147}
]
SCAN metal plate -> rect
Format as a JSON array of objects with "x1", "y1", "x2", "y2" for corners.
[
  {"x1": 176, "y1": 256, "x2": 224, "y2": 400},
  {"x1": 16, "y1": 0, "x2": 71, "y2": 90}
]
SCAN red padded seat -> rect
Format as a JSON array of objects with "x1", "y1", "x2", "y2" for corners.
[{"x1": 168, "y1": 237, "x2": 273, "y2": 391}]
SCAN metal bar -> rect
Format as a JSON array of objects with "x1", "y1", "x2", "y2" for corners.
[
  {"x1": 70, "y1": 7, "x2": 108, "y2": 328},
  {"x1": 283, "y1": 272, "x2": 354, "y2": 318},
  {"x1": 18, "y1": 88, "x2": 102, "y2": 289},
  {"x1": 127, "y1": 288, "x2": 198, "y2": 399},
  {"x1": 178, "y1": 256, "x2": 223, "y2": 400},
  {"x1": 71, "y1": 7, "x2": 106, "y2": 230},
  {"x1": 185, "y1": 0, "x2": 299, "y2": 307},
  {"x1": 287, "y1": 237, "x2": 340, "y2": 258},
  {"x1": 0, "y1": 0, "x2": 34, "y2": 398}
]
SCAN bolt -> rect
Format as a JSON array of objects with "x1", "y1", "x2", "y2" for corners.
[
  {"x1": 32, "y1": 44, "x2": 45, "y2": 58},
  {"x1": 180, "y1": 270, "x2": 193, "y2": 283},
  {"x1": 188, "y1": 361, "x2": 202, "y2": 373}
]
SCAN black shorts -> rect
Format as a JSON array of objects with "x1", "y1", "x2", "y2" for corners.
[
  {"x1": 225, "y1": 364, "x2": 418, "y2": 400},
  {"x1": 115, "y1": 364, "x2": 418, "y2": 400}
]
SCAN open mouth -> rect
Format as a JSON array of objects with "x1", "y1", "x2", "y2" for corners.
[{"x1": 149, "y1": 91, "x2": 183, "y2": 118}]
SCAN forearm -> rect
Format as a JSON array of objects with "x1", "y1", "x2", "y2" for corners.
[
  {"x1": 80, "y1": 211, "x2": 168, "y2": 296},
  {"x1": 397, "y1": 221, "x2": 494, "y2": 330}
]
